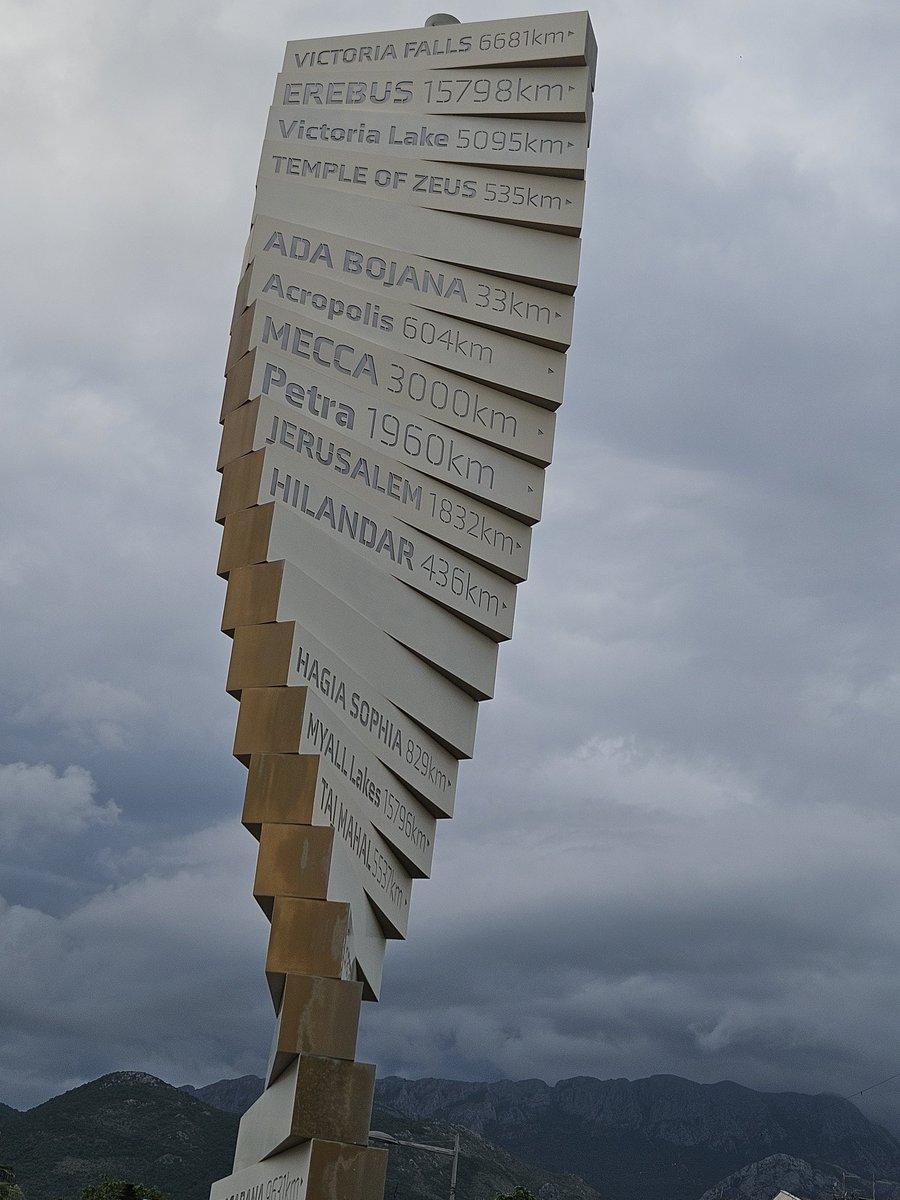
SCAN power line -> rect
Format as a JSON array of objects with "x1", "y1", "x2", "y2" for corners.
[{"x1": 845, "y1": 1071, "x2": 900, "y2": 1101}]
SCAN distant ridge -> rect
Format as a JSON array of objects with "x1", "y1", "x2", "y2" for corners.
[
  {"x1": 180, "y1": 1073, "x2": 265, "y2": 1113},
  {"x1": 0, "y1": 1072, "x2": 237, "y2": 1200},
  {"x1": 3, "y1": 1070, "x2": 900, "y2": 1200},
  {"x1": 374, "y1": 1074, "x2": 900, "y2": 1200}
]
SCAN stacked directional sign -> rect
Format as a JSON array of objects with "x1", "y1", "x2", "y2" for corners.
[{"x1": 212, "y1": 12, "x2": 596, "y2": 1200}]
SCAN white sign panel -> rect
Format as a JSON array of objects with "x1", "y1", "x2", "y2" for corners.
[
  {"x1": 256, "y1": 143, "x2": 585, "y2": 232},
  {"x1": 246, "y1": 448, "x2": 517, "y2": 640},
  {"x1": 276, "y1": 64, "x2": 593, "y2": 121},
  {"x1": 228, "y1": 300, "x2": 562, "y2": 455},
  {"x1": 282, "y1": 12, "x2": 597, "y2": 77},
  {"x1": 247, "y1": 189, "x2": 583, "y2": 288},
  {"x1": 286, "y1": 622, "x2": 461, "y2": 811},
  {"x1": 265, "y1": 106, "x2": 588, "y2": 173},
  {"x1": 299, "y1": 690, "x2": 437, "y2": 876},
  {"x1": 260, "y1": 505, "x2": 501, "y2": 700},
  {"x1": 244, "y1": 410, "x2": 534, "y2": 580},
  {"x1": 312, "y1": 759, "x2": 412, "y2": 937},
  {"x1": 273, "y1": 557, "x2": 480, "y2": 750},
  {"x1": 221, "y1": 381, "x2": 547, "y2": 525},
  {"x1": 242, "y1": 257, "x2": 567, "y2": 404},
  {"x1": 225, "y1": 340, "x2": 557, "y2": 473},
  {"x1": 248, "y1": 214, "x2": 576, "y2": 348}
]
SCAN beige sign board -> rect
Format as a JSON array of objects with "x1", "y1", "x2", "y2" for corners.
[
  {"x1": 266, "y1": 106, "x2": 588, "y2": 174},
  {"x1": 225, "y1": 340, "x2": 557, "y2": 474},
  {"x1": 248, "y1": 191, "x2": 583, "y2": 288},
  {"x1": 235, "y1": 407, "x2": 533, "y2": 581},
  {"x1": 227, "y1": 447, "x2": 517, "y2": 639},
  {"x1": 211, "y1": 1139, "x2": 312, "y2": 1200},
  {"x1": 244, "y1": 505, "x2": 500, "y2": 699},
  {"x1": 263, "y1": 557, "x2": 479, "y2": 751},
  {"x1": 276, "y1": 64, "x2": 593, "y2": 121},
  {"x1": 312, "y1": 760, "x2": 413, "y2": 937},
  {"x1": 253, "y1": 771, "x2": 412, "y2": 939},
  {"x1": 282, "y1": 12, "x2": 597, "y2": 78},
  {"x1": 324, "y1": 836, "x2": 387, "y2": 998},
  {"x1": 284, "y1": 621, "x2": 461, "y2": 810},
  {"x1": 220, "y1": 1139, "x2": 386, "y2": 1200},
  {"x1": 300, "y1": 690, "x2": 437, "y2": 875},
  {"x1": 242, "y1": 258, "x2": 567, "y2": 405},
  {"x1": 247, "y1": 214, "x2": 575, "y2": 348},
  {"x1": 229, "y1": 300, "x2": 561, "y2": 450},
  {"x1": 256, "y1": 143, "x2": 585, "y2": 233},
  {"x1": 220, "y1": 378, "x2": 547, "y2": 525}
]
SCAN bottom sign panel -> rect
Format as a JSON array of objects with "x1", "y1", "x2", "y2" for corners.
[
  {"x1": 212, "y1": 1139, "x2": 312, "y2": 1200},
  {"x1": 213, "y1": 1136, "x2": 387, "y2": 1200}
]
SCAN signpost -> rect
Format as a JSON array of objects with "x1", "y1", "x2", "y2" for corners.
[{"x1": 211, "y1": 12, "x2": 594, "y2": 1199}]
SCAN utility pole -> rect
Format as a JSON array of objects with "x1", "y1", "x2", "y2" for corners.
[{"x1": 369, "y1": 1130, "x2": 461, "y2": 1200}]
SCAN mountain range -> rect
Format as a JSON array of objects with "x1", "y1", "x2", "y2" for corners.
[
  {"x1": 2, "y1": 1071, "x2": 899, "y2": 1200},
  {"x1": 0, "y1": 1073, "x2": 237, "y2": 1200},
  {"x1": 373, "y1": 1074, "x2": 900, "y2": 1200}
]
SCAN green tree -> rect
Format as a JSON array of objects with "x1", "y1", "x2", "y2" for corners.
[
  {"x1": 80, "y1": 1181, "x2": 167, "y2": 1200},
  {"x1": 0, "y1": 1165, "x2": 25, "y2": 1200},
  {"x1": 495, "y1": 1188, "x2": 539, "y2": 1200}
]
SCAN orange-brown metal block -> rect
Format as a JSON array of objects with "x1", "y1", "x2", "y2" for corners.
[
  {"x1": 265, "y1": 894, "x2": 350, "y2": 1004},
  {"x1": 216, "y1": 448, "x2": 265, "y2": 523},
  {"x1": 242, "y1": 752, "x2": 318, "y2": 834},
  {"x1": 233, "y1": 686, "x2": 307, "y2": 762},
  {"x1": 227, "y1": 621, "x2": 295, "y2": 694},
  {"x1": 254, "y1": 823, "x2": 335, "y2": 917},
  {"x1": 217, "y1": 503, "x2": 274, "y2": 577},
  {"x1": 218, "y1": 396, "x2": 260, "y2": 469},
  {"x1": 221, "y1": 346, "x2": 258, "y2": 421},
  {"x1": 222, "y1": 559, "x2": 285, "y2": 634},
  {"x1": 268, "y1": 975, "x2": 363, "y2": 1081}
]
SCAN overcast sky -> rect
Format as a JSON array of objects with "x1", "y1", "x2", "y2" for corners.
[{"x1": 2, "y1": 0, "x2": 899, "y2": 1136}]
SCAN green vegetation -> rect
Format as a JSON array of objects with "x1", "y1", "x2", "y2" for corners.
[
  {"x1": 0, "y1": 1073, "x2": 237, "y2": 1200},
  {"x1": 0, "y1": 1165, "x2": 25, "y2": 1200},
  {"x1": 495, "y1": 1189, "x2": 539, "y2": 1200},
  {"x1": 81, "y1": 1181, "x2": 168, "y2": 1200}
]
